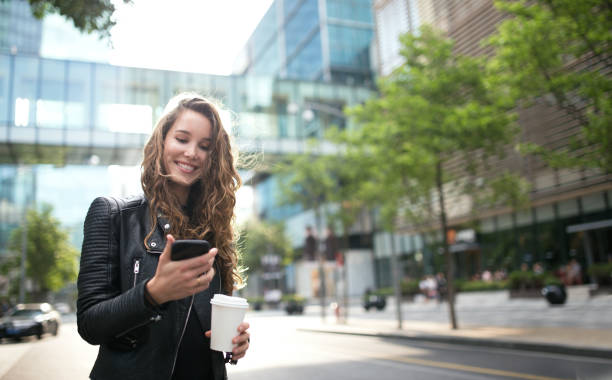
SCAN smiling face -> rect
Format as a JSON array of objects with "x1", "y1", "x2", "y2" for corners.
[{"x1": 162, "y1": 109, "x2": 213, "y2": 204}]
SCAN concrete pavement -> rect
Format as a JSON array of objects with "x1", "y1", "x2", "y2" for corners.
[{"x1": 297, "y1": 285, "x2": 612, "y2": 359}]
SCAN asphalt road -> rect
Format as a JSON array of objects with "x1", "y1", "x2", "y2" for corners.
[
  {"x1": 229, "y1": 311, "x2": 612, "y2": 380},
  {"x1": 1, "y1": 312, "x2": 611, "y2": 380}
]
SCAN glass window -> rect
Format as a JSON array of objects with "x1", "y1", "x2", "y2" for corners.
[
  {"x1": 66, "y1": 61, "x2": 91, "y2": 129},
  {"x1": 497, "y1": 213, "x2": 513, "y2": 230},
  {"x1": 284, "y1": 0, "x2": 301, "y2": 16},
  {"x1": 414, "y1": 234, "x2": 424, "y2": 250},
  {"x1": 480, "y1": 217, "x2": 495, "y2": 233},
  {"x1": 252, "y1": 38, "x2": 280, "y2": 76},
  {"x1": 13, "y1": 55, "x2": 38, "y2": 127},
  {"x1": 326, "y1": 0, "x2": 373, "y2": 23},
  {"x1": 327, "y1": 24, "x2": 373, "y2": 70},
  {"x1": 535, "y1": 204, "x2": 555, "y2": 223},
  {"x1": 558, "y1": 168, "x2": 581, "y2": 185},
  {"x1": 408, "y1": 0, "x2": 420, "y2": 31},
  {"x1": 251, "y1": 3, "x2": 278, "y2": 58},
  {"x1": 94, "y1": 64, "x2": 118, "y2": 130},
  {"x1": 286, "y1": 31, "x2": 323, "y2": 80},
  {"x1": 516, "y1": 209, "x2": 532, "y2": 227},
  {"x1": 534, "y1": 172, "x2": 556, "y2": 191},
  {"x1": 404, "y1": 234, "x2": 414, "y2": 253},
  {"x1": 0, "y1": 55, "x2": 10, "y2": 124},
  {"x1": 582, "y1": 192, "x2": 605, "y2": 213},
  {"x1": 558, "y1": 198, "x2": 579, "y2": 218},
  {"x1": 37, "y1": 59, "x2": 65, "y2": 128},
  {"x1": 516, "y1": 224, "x2": 535, "y2": 264},
  {"x1": 284, "y1": 0, "x2": 319, "y2": 58}
]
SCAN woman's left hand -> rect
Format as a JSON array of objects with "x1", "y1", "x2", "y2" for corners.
[{"x1": 205, "y1": 321, "x2": 250, "y2": 362}]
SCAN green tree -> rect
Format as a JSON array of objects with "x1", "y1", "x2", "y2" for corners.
[
  {"x1": 278, "y1": 139, "x2": 371, "y2": 322},
  {"x1": 344, "y1": 25, "x2": 519, "y2": 329},
  {"x1": 7, "y1": 204, "x2": 79, "y2": 300},
  {"x1": 331, "y1": 127, "x2": 420, "y2": 328},
  {"x1": 274, "y1": 147, "x2": 338, "y2": 319},
  {"x1": 488, "y1": 0, "x2": 612, "y2": 171},
  {"x1": 19, "y1": 0, "x2": 132, "y2": 40},
  {"x1": 238, "y1": 219, "x2": 293, "y2": 274}
]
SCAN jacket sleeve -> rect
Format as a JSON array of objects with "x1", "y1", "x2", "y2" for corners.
[{"x1": 77, "y1": 197, "x2": 160, "y2": 345}]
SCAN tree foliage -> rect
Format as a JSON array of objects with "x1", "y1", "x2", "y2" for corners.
[
  {"x1": 24, "y1": 0, "x2": 132, "y2": 40},
  {"x1": 343, "y1": 25, "x2": 521, "y2": 329},
  {"x1": 238, "y1": 220, "x2": 293, "y2": 273},
  {"x1": 275, "y1": 140, "x2": 370, "y2": 233},
  {"x1": 488, "y1": 0, "x2": 612, "y2": 171},
  {"x1": 6, "y1": 204, "x2": 78, "y2": 297},
  {"x1": 345, "y1": 25, "x2": 520, "y2": 225}
]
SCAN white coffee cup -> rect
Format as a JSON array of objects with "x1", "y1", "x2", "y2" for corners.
[{"x1": 210, "y1": 294, "x2": 249, "y2": 352}]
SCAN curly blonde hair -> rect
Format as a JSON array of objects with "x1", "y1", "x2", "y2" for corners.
[{"x1": 141, "y1": 93, "x2": 242, "y2": 293}]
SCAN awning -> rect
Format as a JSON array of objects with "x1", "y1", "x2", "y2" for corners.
[
  {"x1": 566, "y1": 219, "x2": 612, "y2": 234},
  {"x1": 449, "y1": 242, "x2": 480, "y2": 253}
]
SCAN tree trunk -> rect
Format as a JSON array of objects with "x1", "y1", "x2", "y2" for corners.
[
  {"x1": 389, "y1": 231, "x2": 403, "y2": 329},
  {"x1": 436, "y1": 160, "x2": 458, "y2": 330},
  {"x1": 342, "y1": 224, "x2": 350, "y2": 323},
  {"x1": 314, "y1": 207, "x2": 326, "y2": 321}
]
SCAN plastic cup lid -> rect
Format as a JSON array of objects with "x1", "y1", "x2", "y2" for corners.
[{"x1": 210, "y1": 294, "x2": 249, "y2": 308}]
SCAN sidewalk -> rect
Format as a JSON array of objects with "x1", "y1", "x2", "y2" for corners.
[{"x1": 298, "y1": 285, "x2": 612, "y2": 359}]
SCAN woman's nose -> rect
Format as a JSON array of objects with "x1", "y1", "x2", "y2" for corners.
[{"x1": 184, "y1": 144, "x2": 197, "y2": 158}]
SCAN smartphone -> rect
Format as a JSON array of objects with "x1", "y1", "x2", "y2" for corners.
[{"x1": 171, "y1": 239, "x2": 211, "y2": 261}]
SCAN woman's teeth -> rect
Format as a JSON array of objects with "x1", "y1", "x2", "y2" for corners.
[{"x1": 176, "y1": 162, "x2": 195, "y2": 172}]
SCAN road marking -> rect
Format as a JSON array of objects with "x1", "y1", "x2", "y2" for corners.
[
  {"x1": 410, "y1": 339, "x2": 612, "y2": 364},
  {"x1": 387, "y1": 356, "x2": 568, "y2": 380}
]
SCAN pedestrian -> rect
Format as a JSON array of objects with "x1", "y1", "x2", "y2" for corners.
[
  {"x1": 436, "y1": 272, "x2": 447, "y2": 303},
  {"x1": 77, "y1": 93, "x2": 250, "y2": 380},
  {"x1": 567, "y1": 259, "x2": 582, "y2": 285},
  {"x1": 304, "y1": 225, "x2": 317, "y2": 261}
]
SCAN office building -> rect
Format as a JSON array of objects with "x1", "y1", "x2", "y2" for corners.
[
  {"x1": 234, "y1": 0, "x2": 375, "y2": 85},
  {"x1": 370, "y1": 0, "x2": 611, "y2": 287},
  {"x1": 0, "y1": 51, "x2": 374, "y2": 252},
  {"x1": 0, "y1": 0, "x2": 42, "y2": 55}
]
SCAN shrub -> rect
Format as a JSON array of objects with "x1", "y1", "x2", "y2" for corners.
[
  {"x1": 456, "y1": 279, "x2": 509, "y2": 292},
  {"x1": 508, "y1": 270, "x2": 560, "y2": 290},
  {"x1": 281, "y1": 294, "x2": 305, "y2": 304},
  {"x1": 372, "y1": 279, "x2": 421, "y2": 297},
  {"x1": 401, "y1": 279, "x2": 420, "y2": 295},
  {"x1": 588, "y1": 263, "x2": 612, "y2": 286}
]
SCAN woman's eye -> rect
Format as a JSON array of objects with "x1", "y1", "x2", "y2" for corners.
[
  {"x1": 199, "y1": 145, "x2": 210, "y2": 151},
  {"x1": 176, "y1": 137, "x2": 187, "y2": 143}
]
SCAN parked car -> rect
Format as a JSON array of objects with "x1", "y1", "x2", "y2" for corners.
[
  {"x1": 363, "y1": 291, "x2": 386, "y2": 311},
  {"x1": 0, "y1": 303, "x2": 61, "y2": 340}
]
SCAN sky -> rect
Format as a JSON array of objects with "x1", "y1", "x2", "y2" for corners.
[{"x1": 42, "y1": 0, "x2": 274, "y2": 75}]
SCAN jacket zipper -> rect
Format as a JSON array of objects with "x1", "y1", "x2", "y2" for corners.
[
  {"x1": 133, "y1": 259, "x2": 140, "y2": 287},
  {"x1": 170, "y1": 295, "x2": 194, "y2": 377},
  {"x1": 112, "y1": 258, "x2": 149, "y2": 339}
]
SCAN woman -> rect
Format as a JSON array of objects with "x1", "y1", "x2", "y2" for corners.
[{"x1": 77, "y1": 93, "x2": 250, "y2": 380}]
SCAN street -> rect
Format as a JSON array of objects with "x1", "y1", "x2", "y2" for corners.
[{"x1": 1, "y1": 310, "x2": 611, "y2": 380}]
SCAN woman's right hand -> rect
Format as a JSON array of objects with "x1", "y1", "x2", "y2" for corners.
[{"x1": 146, "y1": 234, "x2": 217, "y2": 304}]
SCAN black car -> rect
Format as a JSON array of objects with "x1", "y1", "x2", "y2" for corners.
[
  {"x1": 0, "y1": 303, "x2": 61, "y2": 340},
  {"x1": 363, "y1": 293, "x2": 386, "y2": 311}
]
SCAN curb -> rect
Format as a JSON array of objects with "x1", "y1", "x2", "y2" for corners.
[{"x1": 298, "y1": 328, "x2": 612, "y2": 360}]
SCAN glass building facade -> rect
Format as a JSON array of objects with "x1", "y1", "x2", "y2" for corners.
[
  {"x1": 0, "y1": 52, "x2": 375, "y2": 254},
  {"x1": 235, "y1": 0, "x2": 375, "y2": 85},
  {"x1": 0, "y1": 0, "x2": 42, "y2": 55}
]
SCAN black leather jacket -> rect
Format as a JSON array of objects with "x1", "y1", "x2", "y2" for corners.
[{"x1": 77, "y1": 195, "x2": 227, "y2": 380}]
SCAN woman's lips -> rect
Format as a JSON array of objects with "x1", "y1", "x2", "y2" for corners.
[{"x1": 176, "y1": 161, "x2": 196, "y2": 173}]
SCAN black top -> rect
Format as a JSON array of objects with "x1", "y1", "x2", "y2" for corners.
[{"x1": 172, "y1": 309, "x2": 213, "y2": 380}]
